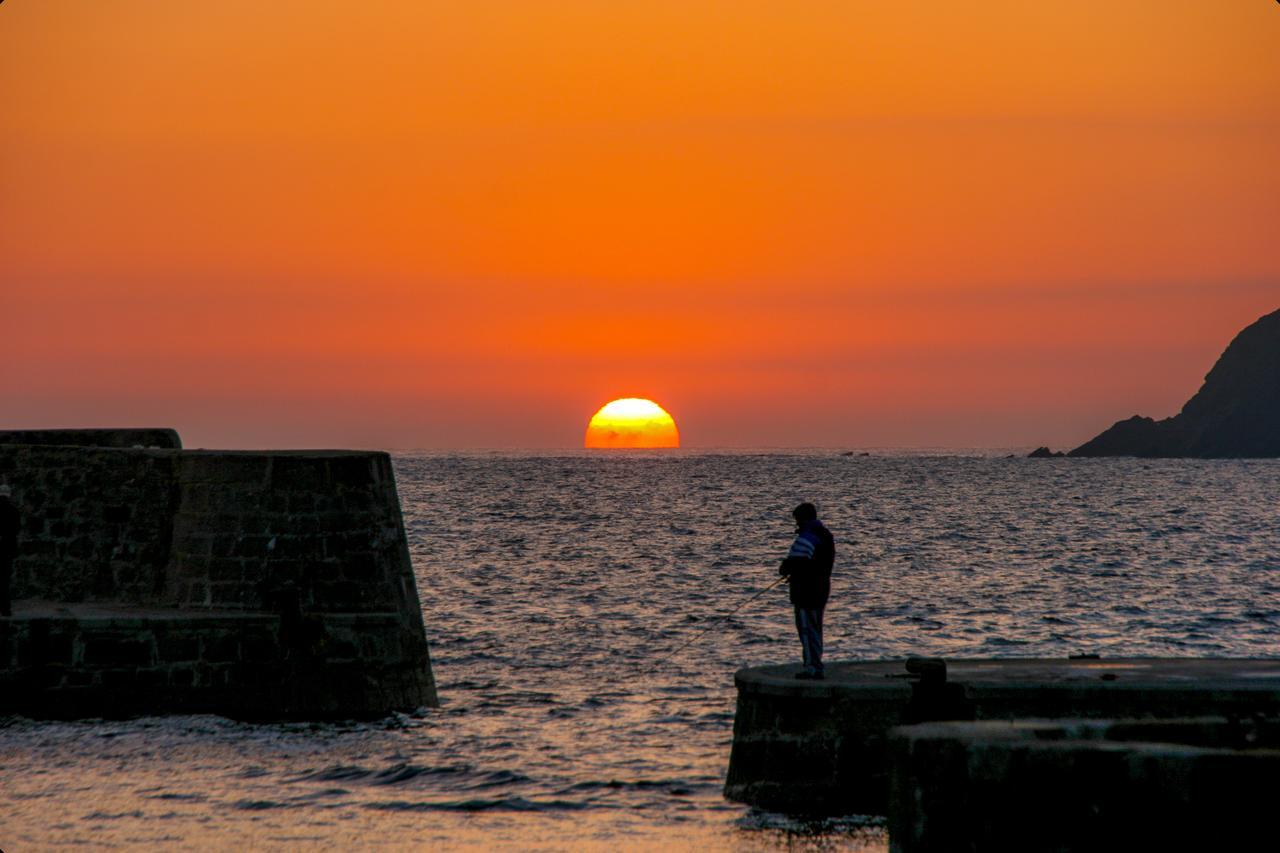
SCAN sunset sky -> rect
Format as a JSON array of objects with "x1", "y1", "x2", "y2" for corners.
[{"x1": 2, "y1": 2, "x2": 1278, "y2": 448}]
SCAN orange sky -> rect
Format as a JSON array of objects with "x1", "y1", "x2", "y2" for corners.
[{"x1": 2, "y1": 1, "x2": 1278, "y2": 448}]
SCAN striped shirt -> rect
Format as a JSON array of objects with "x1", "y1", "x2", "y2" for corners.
[{"x1": 787, "y1": 529, "x2": 820, "y2": 560}]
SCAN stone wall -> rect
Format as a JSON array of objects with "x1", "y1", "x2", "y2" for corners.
[
  {"x1": 725, "y1": 659, "x2": 1280, "y2": 816},
  {"x1": 0, "y1": 611, "x2": 433, "y2": 719},
  {"x1": 888, "y1": 717, "x2": 1280, "y2": 851},
  {"x1": 0, "y1": 446, "x2": 178, "y2": 603},
  {"x1": 166, "y1": 452, "x2": 419, "y2": 615},
  {"x1": 0, "y1": 445, "x2": 422, "y2": 619},
  {"x1": 0, "y1": 430, "x2": 437, "y2": 718},
  {"x1": 0, "y1": 428, "x2": 181, "y2": 448}
]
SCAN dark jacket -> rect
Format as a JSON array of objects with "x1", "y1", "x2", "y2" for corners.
[{"x1": 779, "y1": 519, "x2": 835, "y2": 609}]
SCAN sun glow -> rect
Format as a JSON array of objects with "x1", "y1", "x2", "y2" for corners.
[{"x1": 584, "y1": 398, "x2": 680, "y2": 449}]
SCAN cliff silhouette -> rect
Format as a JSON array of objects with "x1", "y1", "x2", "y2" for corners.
[{"x1": 1070, "y1": 308, "x2": 1280, "y2": 458}]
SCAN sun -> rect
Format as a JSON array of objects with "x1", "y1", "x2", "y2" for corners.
[{"x1": 584, "y1": 398, "x2": 681, "y2": 449}]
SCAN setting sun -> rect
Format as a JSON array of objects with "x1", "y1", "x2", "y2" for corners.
[{"x1": 584, "y1": 398, "x2": 680, "y2": 449}]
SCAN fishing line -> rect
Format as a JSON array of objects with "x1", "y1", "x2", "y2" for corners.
[
  {"x1": 643, "y1": 573, "x2": 790, "y2": 673},
  {"x1": 642, "y1": 538, "x2": 901, "y2": 671}
]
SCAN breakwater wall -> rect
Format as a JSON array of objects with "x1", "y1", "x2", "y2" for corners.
[
  {"x1": 725, "y1": 658, "x2": 1280, "y2": 816},
  {"x1": 0, "y1": 428, "x2": 181, "y2": 449},
  {"x1": 889, "y1": 717, "x2": 1280, "y2": 851},
  {"x1": 0, "y1": 430, "x2": 437, "y2": 719}
]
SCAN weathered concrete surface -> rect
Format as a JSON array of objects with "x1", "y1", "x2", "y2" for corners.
[
  {"x1": 0, "y1": 446, "x2": 179, "y2": 602},
  {"x1": 725, "y1": 659, "x2": 1280, "y2": 816},
  {"x1": 889, "y1": 717, "x2": 1280, "y2": 852},
  {"x1": 0, "y1": 603, "x2": 433, "y2": 719},
  {"x1": 166, "y1": 450, "x2": 425, "y2": 616},
  {"x1": 0, "y1": 432, "x2": 438, "y2": 718},
  {"x1": 0, "y1": 428, "x2": 181, "y2": 449}
]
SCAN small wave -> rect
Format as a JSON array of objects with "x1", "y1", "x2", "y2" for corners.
[
  {"x1": 373, "y1": 763, "x2": 472, "y2": 785},
  {"x1": 288, "y1": 764, "x2": 373, "y2": 783},
  {"x1": 736, "y1": 808, "x2": 886, "y2": 832},
  {"x1": 465, "y1": 769, "x2": 534, "y2": 790},
  {"x1": 364, "y1": 796, "x2": 592, "y2": 813},
  {"x1": 233, "y1": 799, "x2": 297, "y2": 811},
  {"x1": 290, "y1": 788, "x2": 353, "y2": 800},
  {"x1": 144, "y1": 792, "x2": 207, "y2": 801},
  {"x1": 82, "y1": 810, "x2": 145, "y2": 821},
  {"x1": 561, "y1": 778, "x2": 707, "y2": 794}
]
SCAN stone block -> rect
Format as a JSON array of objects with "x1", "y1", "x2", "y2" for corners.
[
  {"x1": 233, "y1": 535, "x2": 276, "y2": 559},
  {"x1": 340, "y1": 490, "x2": 375, "y2": 512},
  {"x1": 177, "y1": 532, "x2": 215, "y2": 558},
  {"x1": 286, "y1": 492, "x2": 317, "y2": 513},
  {"x1": 208, "y1": 558, "x2": 244, "y2": 583},
  {"x1": 270, "y1": 457, "x2": 327, "y2": 490},
  {"x1": 342, "y1": 553, "x2": 381, "y2": 581},
  {"x1": 327, "y1": 638, "x2": 361, "y2": 660},
  {"x1": 0, "y1": 428, "x2": 180, "y2": 449},
  {"x1": 135, "y1": 667, "x2": 169, "y2": 688},
  {"x1": 64, "y1": 669, "x2": 95, "y2": 687},
  {"x1": 209, "y1": 584, "x2": 245, "y2": 607},
  {"x1": 100, "y1": 668, "x2": 137, "y2": 688},
  {"x1": 310, "y1": 560, "x2": 343, "y2": 583},
  {"x1": 13, "y1": 621, "x2": 64, "y2": 665},
  {"x1": 240, "y1": 631, "x2": 280, "y2": 662},
  {"x1": 83, "y1": 637, "x2": 154, "y2": 667},
  {"x1": 326, "y1": 581, "x2": 365, "y2": 607},
  {"x1": 189, "y1": 454, "x2": 270, "y2": 485},
  {"x1": 185, "y1": 582, "x2": 210, "y2": 606},
  {"x1": 272, "y1": 536, "x2": 322, "y2": 560},
  {"x1": 158, "y1": 634, "x2": 201, "y2": 661},
  {"x1": 103, "y1": 505, "x2": 131, "y2": 524},
  {"x1": 327, "y1": 456, "x2": 375, "y2": 487},
  {"x1": 202, "y1": 633, "x2": 240, "y2": 663}
]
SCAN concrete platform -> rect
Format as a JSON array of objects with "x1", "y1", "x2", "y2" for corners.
[
  {"x1": 0, "y1": 436, "x2": 439, "y2": 719},
  {"x1": 889, "y1": 717, "x2": 1280, "y2": 852},
  {"x1": 0, "y1": 603, "x2": 435, "y2": 720},
  {"x1": 724, "y1": 658, "x2": 1280, "y2": 816}
]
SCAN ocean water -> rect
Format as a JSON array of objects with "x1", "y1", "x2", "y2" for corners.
[{"x1": 2, "y1": 451, "x2": 1279, "y2": 851}]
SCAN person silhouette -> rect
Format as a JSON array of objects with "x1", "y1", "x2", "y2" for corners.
[
  {"x1": 0, "y1": 485, "x2": 18, "y2": 617},
  {"x1": 778, "y1": 502, "x2": 835, "y2": 679}
]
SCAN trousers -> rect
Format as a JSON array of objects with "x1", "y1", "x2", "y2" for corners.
[{"x1": 793, "y1": 606, "x2": 824, "y2": 673}]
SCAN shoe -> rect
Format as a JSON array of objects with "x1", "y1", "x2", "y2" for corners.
[{"x1": 795, "y1": 670, "x2": 822, "y2": 680}]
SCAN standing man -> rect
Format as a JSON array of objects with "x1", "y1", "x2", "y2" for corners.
[
  {"x1": 0, "y1": 485, "x2": 18, "y2": 617},
  {"x1": 779, "y1": 502, "x2": 835, "y2": 680}
]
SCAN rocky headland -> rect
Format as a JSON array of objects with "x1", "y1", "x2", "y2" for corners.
[{"x1": 1065, "y1": 308, "x2": 1280, "y2": 458}]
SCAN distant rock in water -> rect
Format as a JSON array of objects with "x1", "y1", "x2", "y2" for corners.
[
  {"x1": 1027, "y1": 447, "x2": 1065, "y2": 458},
  {"x1": 1070, "y1": 308, "x2": 1280, "y2": 458}
]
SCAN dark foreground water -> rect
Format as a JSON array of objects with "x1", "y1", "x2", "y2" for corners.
[{"x1": 3, "y1": 451, "x2": 1278, "y2": 850}]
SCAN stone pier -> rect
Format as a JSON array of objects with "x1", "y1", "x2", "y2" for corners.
[
  {"x1": 888, "y1": 717, "x2": 1280, "y2": 851},
  {"x1": 0, "y1": 430, "x2": 438, "y2": 719},
  {"x1": 724, "y1": 658, "x2": 1280, "y2": 816}
]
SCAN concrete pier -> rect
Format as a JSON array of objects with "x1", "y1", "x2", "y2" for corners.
[
  {"x1": 724, "y1": 658, "x2": 1280, "y2": 815},
  {"x1": 889, "y1": 717, "x2": 1280, "y2": 852},
  {"x1": 0, "y1": 430, "x2": 438, "y2": 719}
]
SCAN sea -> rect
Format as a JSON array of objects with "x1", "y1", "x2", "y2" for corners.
[{"x1": 2, "y1": 450, "x2": 1278, "y2": 851}]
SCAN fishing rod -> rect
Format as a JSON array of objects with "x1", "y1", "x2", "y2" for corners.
[
  {"x1": 643, "y1": 541, "x2": 899, "y2": 674},
  {"x1": 645, "y1": 573, "x2": 790, "y2": 672}
]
